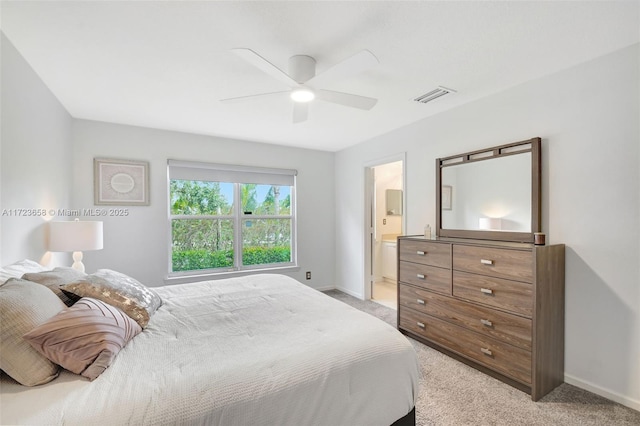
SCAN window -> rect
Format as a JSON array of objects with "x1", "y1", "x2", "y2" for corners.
[{"x1": 168, "y1": 160, "x2": 296, "y2": 276}]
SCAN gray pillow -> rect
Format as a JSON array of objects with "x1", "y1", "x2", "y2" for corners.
[
  {"x1": 0, "y1": 278, "x2": 65, "y2": 386},
  {"x1": 22, "y1": 267, "x2": 87, "y2": 306},
  {"x1": 61, "y1": 269, "x2": 162, "y2": 328}
]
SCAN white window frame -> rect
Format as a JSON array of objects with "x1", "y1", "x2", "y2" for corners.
[{"x1": 166, "y1": 160, "x2": 297, "y2": 281}]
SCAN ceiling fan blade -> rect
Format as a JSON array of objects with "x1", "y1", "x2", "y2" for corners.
[
  {"x1": 232, "y1": 48, "x2": 298, "y2": 88},
  {"x1": 292, "y1": 102, "x2": 309, "y2": 124},
  {"x1": 306, "y1": 50, "x2": 379, "y2": 87},
  {"x1": 220, "y1": 91, "x2": 290, "y2": 103},
  {"x1": 316, "y1": 89, "x2": 378, "y2": 110}
]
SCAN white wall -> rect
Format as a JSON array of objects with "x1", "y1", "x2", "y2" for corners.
[
  {"x1": 0, "y1": 33, "x2": 73, "y2": 267},
  {"x1": 71, "y1": 119, "x2": 335, "y2": 290},
  {"x1": 335, "y1": 44, "x2": 639, "y2": 409}
]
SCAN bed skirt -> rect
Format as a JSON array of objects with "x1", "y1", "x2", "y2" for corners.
[{"x1": 392, "y1": 407, "x2": 416, "y2": 426}]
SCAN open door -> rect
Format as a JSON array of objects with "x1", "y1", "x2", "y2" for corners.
[{"x1": 364, "y1": 155, "x2": 405, "y2": 308}]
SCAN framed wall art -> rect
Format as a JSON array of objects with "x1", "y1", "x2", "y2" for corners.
[{"x1": 94, "y1": 158, "x2": 149, "y2": 206}]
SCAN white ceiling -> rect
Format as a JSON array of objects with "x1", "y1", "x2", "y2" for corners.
[{"x1": 1, "y1": 1, "x2": 638, "y2": 152}]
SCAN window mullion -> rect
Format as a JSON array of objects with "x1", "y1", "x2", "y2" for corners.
[
  {"x1": 241, "y1": 214, "x2": 293, "y2": 220},
  {"x1": 171, "y1": 214, "x2": 233, "y2": 220},
  {"x1": 233, "y1": 183, "x2": 242, "y2": 270}
]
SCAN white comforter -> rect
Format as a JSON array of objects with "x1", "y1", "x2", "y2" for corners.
[{"x1": 1, "y1": 274, "x2": 419, "y2": 425}]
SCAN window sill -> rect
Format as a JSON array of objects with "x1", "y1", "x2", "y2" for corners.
[{"x1": 164, "y1": 265, "x2": 301, "y2": 285}]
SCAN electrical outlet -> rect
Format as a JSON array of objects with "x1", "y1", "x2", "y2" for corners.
[
  {"x1": 306, "y1": 271, "x2": 311, "y2": 280},
  {"x1": 383, "y1": 218, "x2": 387, "y2": 225}
]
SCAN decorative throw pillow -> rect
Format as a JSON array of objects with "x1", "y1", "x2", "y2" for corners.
[
  {"x1": 61, "y1": 269, "x2": 162, "y2": 328},
  {"x1": 23, "y1": 297, "x2": 142, "y2": 381},
  {"x1": 22, "y1": 267, "x2": 87, "y2": 306},
  {"x1": 0, "y1": 278, "x2": 65, "y2": 386},
  {"x1": 0, "y1": 259, "x2": 48, "y2": 285}
]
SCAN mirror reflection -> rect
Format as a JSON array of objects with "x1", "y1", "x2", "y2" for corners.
[
  {"x1": 441, "y1": 153, "x2": 532, "y2": 232},
  {"x1": 386, "y1": 189, "x2": 403, "y2": 216}
]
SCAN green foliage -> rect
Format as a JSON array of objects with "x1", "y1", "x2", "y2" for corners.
[
  {"x1": 280, "y1": 194, "x2": 291, "y2": 212},
  {"x1": 241, "y1": 184, "x2": 258, "y2": 213},
  {"x1": 242, "y1": 246, "x2": 291, "y2": 265},
  {"x1": 172, "y1": 246, "x2": 290, "y2": 271},
  {"x1": 172, "y1": 249, "x2": 234, "y2": 271},
  {"x1": 172, "y1": 219, "x2": 233, "y2": 252},
  {"x1": 171, "y1": 180, "x2": 232, "y2": 215},
  {"x1": 242, "y1": 218, "x2": 291, "y2": 247}
]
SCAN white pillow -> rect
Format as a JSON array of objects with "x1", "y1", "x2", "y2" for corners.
[{"x1": 0, "y1": 260, "x2": 48, "y2": 285}]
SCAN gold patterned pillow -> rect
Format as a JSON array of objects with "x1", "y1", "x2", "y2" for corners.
[{"x1": 61, "y1": 270, "x2": 162, "y2": 328}]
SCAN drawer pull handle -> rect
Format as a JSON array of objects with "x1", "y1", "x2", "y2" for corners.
[
  {"x1": 416, "y1": 251, "x2": 426, "y2": 256},
  {"x1": 480, "y1": 347, "x2": 493, "y2": 356},
  {"x1": 417, "y1": 274, "x2": 426, "y2": 279},
  {"x1": 417, "y1": 322, "x2": 426, "y2": 328},
  {"x1": 416, "y1": 299, "x2": 425, "y2": 305},
  {"x1": 480, "y1": 288, "x2": 493, "y2": 295},
  {"x1": 480, "y1": 259, "x2": 494, "y2": 265},
  {"x1": 480, "y1": 319, "x2": 493, "y2": 327}
]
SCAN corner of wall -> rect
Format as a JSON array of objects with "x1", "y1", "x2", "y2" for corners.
[{"x1": 1, "y1": 33, "x2": 73, "y2": 266}]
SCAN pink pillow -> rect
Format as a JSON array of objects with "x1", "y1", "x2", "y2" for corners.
[{"x1": 23, "y1": 297, "x2": 142, "y2": 381}]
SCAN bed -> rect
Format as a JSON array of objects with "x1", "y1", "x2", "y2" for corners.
[{"x1": 1, "y1": 266, "x2": 419, "y2": 425}]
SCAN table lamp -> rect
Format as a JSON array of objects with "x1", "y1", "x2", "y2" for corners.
[{"x1": 49, "y1": 218, "x2": 103, "y2": 272}]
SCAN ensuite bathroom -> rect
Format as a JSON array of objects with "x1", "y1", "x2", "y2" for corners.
[{"x1": 371, "y1": 161, "x2": 403, "y2": 309}]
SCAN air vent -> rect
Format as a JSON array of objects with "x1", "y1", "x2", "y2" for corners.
[{"x1": 413, "y1": 86, "x2": 456, "y2": 104}]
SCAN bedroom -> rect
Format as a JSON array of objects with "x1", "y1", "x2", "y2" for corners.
[{"x1": 1, "y1": 0, "x2": 639, "y2": 424}]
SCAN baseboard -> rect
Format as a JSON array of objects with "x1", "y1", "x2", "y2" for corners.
[
  {"x1": 314, "y1": 285, "x2": 336, "y2": 292},
  {"x1": 335, "y1": 285, "x2": 363, "y2": 300},
  {"x1": 564, "y1": 373, "x2": 640, "y2": 412}
]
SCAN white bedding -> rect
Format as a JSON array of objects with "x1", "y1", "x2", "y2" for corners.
[{"x1": 1, "y1": 274, "x2": 419, "y2": 425}]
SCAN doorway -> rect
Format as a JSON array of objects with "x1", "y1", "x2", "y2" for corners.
[{"x1": 364, "y1": 155, "x2": 405, "y2": 309}]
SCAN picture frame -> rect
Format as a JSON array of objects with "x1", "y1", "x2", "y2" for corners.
[
  {"x1": 94, "y1": 158, "x2": 149, "y2": 206},
  {"x1": 442, "y1": 185, "x2": 452, "y2": 210}
]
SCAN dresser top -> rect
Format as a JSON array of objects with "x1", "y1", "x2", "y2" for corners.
[{"x1": 399, "y1": 235, "x2": 536, "y2": 250}]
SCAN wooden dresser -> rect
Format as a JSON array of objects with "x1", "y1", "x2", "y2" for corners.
[{"x1": 397, "y1": 236, "x2": 565, "y2": 400}]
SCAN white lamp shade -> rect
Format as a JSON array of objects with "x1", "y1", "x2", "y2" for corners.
[
  {"x1": 479, "y1": 217, "x2": 503, "y2": 231},
  {"x1": 49, "y1": 220, "x2": 103, "y2": 252}
]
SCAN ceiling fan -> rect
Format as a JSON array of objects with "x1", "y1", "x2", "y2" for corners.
[{"x1": 221, "y1": 48, "x2": 379, "y2": 123}]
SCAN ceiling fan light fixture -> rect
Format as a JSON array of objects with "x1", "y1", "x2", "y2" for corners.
[{"x1": 290, "y1": 88, "x2": 315, "y2": 103}]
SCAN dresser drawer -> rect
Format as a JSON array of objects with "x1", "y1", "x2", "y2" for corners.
[
  {"x1": 453, "y1": 271, "x2": 533, "y2": 317},
  {"x1": 399, "y1": 284, "x2": 532, "y2": 350},
  {"x1": 399, "y1": 240, "x2": 451, "y2": 268},
  {"x1": 400, "y1": 308, "x2": 532, "y2": 385},
  {"x1": 453, "y1": 245, "x2": 533, "y2": 282},
  {"x1": 399, "y1": 262, "x2": 451, "y2": 295}
]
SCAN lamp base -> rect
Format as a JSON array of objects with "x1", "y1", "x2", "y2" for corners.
[{"x1": 72, "y1": 251, "x2": 85, "y2": 273}]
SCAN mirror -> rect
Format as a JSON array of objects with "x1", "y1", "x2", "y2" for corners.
[
  {"x1": 386, "y1": 189, "x2": 403, "y2": 216},
  {"x1": 436, "y1": 138, "x2": 541, "y2": 243}
]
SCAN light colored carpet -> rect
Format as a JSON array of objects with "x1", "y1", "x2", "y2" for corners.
[{"x1": 323, "y1": 289, "x2": 640, "y2": 426}]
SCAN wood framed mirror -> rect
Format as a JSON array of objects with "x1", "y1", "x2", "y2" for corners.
[{"x1": 436, "y1": 137, "x2": 541, "y2": 243}]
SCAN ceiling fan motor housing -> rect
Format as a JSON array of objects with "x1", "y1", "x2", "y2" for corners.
[{"x1": 289, "y1": 55, "x2": 316, "y2": 83}]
